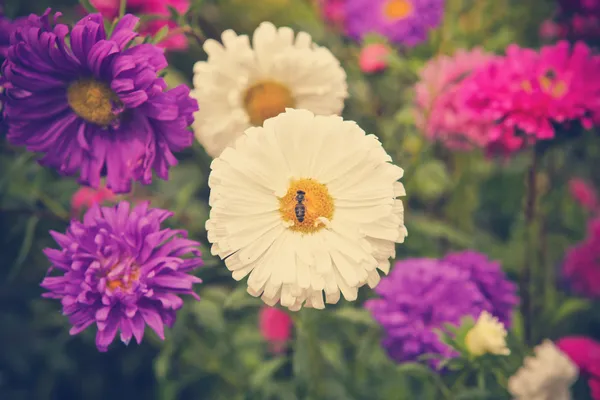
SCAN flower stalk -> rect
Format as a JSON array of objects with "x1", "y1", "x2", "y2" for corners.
[{"x1": 521, "y1": 146, "x2": 539, "y2": 346}]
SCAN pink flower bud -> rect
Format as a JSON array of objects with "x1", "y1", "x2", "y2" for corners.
[
  {"x1": 259, "y1": 306, "x2": 293, "y2": 353},
  {"x1": 569, "y1": 178, "x2": 598, "y2": 212},
  {"x1": 359, "y1": 44, "x2": 390, "y2": 73}
]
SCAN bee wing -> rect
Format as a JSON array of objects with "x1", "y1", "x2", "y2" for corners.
[{"x1": 303, "y1": 199, "x2": 317, "y2": 216}]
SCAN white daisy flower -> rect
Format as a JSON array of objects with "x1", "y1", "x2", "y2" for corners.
[
  {"x1": 508, "y1": 340, "x2": 579, "y2": 400},
  {"x1": 206, "y1": 109, "x2": 407, "y2": 311},
  {"x1": 191, "y1": 21, "x2": 348, "y2": 158}
]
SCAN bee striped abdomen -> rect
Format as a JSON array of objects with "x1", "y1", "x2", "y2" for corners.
[{"x1": 294, "y1": 203, "x2": 306, "y2": 222}]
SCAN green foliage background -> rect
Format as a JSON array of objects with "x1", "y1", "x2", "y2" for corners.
[{"x1": 1, "y1": 0, "x2": 600, "y2": 399}]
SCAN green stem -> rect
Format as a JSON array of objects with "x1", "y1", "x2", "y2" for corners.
[
  {"x1": 119, "y1": 0, "x2": 127, "y2": 18},
  {"x1": 520, "y1": 148, "x2": 539, "y2": 346},
  {"x1": 477, "y1": 370, "x2": 486, "y2": 391}
]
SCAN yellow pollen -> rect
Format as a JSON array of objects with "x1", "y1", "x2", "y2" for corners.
[
  {"x1": 521, "y1": 80, "x2": 533, "y2": 93},
  {"x1": 243, "y1": 81, "x2": 295, "y2": 127},
  {"x1": 67, "y1": 79, "x2": 122, "y2": 126},
  {"x1": 278, "y1": 178, "x2": 334, "y2": 234},
  {"x1": 106, "y1": 263, "x2": 140, "y2": 291},
  {"x1": 521, "y1": 71, "x2": 568, "y2": 98},
  {"x1": 383, "y1": 0, "x2": 413, "y2": 20}
]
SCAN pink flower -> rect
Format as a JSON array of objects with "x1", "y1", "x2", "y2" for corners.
[
  {"x1": 72, "y1": 185, "x2": 116, "y2": 215},
  {"x1": 359, "y1": 44, "x2": 390, "y2": 73},
  {"x1": 539, "y1": 19, "x2": 560, "y2": 39},
  {"x1": 460, "y1": 41, "x2": 600, "y2": 155},
  {"x1": 557, "y1": 336, "x2": 600, "y2": 400},
  {"x1": 569, "y1": 178, "x2": 598, "y2": 212},
  {"x1": 90, "y1": 0, "x2": 189, "y2": 50},
  {"x1": 259, "y1": 306, "x2": 292, "y2": 353},
  {"x1": 563, "y1": 218, "x2": 600, "y2": 298},
  {"x1": 319, "y1": 0, "x2": 345, "y2": 27},
  {"x1": 414, "y1": 48, "x2": 497, "y2": 150}
]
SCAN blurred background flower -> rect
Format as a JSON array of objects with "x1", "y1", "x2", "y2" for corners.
[
  {"x1": 366, "y1": 252, "x2": 516, "y2": 366},
  {"x1": 508, "y1": 340, "x2": 579, "y2": 400},
  {"x1": 259, "y1": 306, "x2": 293, "y2": 353},
  {"x1": 563, "y1": 218, "x2": 600, "y2": 298},
  {"x1": 90, "y1": 0, "x2": 190, "y2": 50}
]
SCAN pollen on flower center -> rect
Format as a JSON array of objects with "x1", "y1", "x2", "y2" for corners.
[
  {"x1": 67, "y1": 79, "x2": 123, "y2": 126},
  {"x1": 382, "y1": 0, "x2": 414, "y2": 21},
  {"x1": 520, "y1": 70, "x2": 568, "y2": 98},
  {"x1": 278, "y1": 178, "x2": 335, "y2": 234},
  {"x1": 105, "y1": 260, "x2": 141, "y2": 291},
  {"x1": 243, "y1": 81, "x2": 295, "y2": 127}
]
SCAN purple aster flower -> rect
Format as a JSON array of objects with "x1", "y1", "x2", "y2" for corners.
[
  {"x1": 344, "y1": 0, "x2": 445, "y2": 46},
  {"x1": 2, "y1": 10, "x2": 198, "y2": 194},
  {"x1": 41, "y1": 201, "x2": 203, "y2": 352},
  {"x1": 365, "y1": 255, "x2": 517, "y2": 366},
  {"x1": 442, "y1": 251, "x2": 518, "y2": 327}
]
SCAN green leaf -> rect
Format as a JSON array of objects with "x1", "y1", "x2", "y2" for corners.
[
  {"x1": 292, "y1": 332, "x2": 311, "y2": 384},
  {"x1": 409, "y1": 214, "x2": 474, "y2": 248},
  {"x1": 249, "y1": 358, "x2": 286, "y2": 389},
  {"x1": 320, "y1": 341, "x2": 345, "y2": 375},
  {"x1": 223, "y1": 285, "x2": 261, "y2": 310},
  {"x1": 119, "y1": 0, "x2": 127, "y2": 18},
  {"x1": 79, "y1": 0, "x2": 99, "y2": 13},
  {"x1": 8, "y1": 216, "x2": 39, "y2": 281},
  {"x1": 453, "y1": 388, "x2": 492, "y2": 399},
  {"x1": 166, "y1": 5, "x2": 181, "y2": 21},
  {"x1": 396, "y1": 362, "x2": 435, "y2": 378},
  {"x1": 151, "y1": 25, "x2": 170, "y2": 45},
  {"x1": 154, "y1": 345, "x2": 174, "y2": 380},
  {"x1": 412, "y1": 160, "x2": 452, "y2": 201},
  {"x1": 332, "y1": 308, "x2": 378, "y2": 326},
  {"x1": 551, "y1": 298, "x2": 591, "y2": 326},
  {"x1": 190, "y1": 299, "x2": 226, "y2": 333}
]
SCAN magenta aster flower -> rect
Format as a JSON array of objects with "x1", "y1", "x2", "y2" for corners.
[
  {"x1": 563, "y1": 218, "x2": 600, "y2": 298},
  {"x1": 557, "y1": 336, "x2": 600, "y2": 400},
  {"x1": 2, "y1": 10, "x2": 198, "y2": 194},
  {"x1": 366, "y1": 253, "x2": 516, "y2": 366},
  {"x1": 90, "y1": 0, "x2": 189, "y2": 50},
  {"x1": 414, "y1": 48, "x2": 497, "y2": 150},
  {"x1": 344, "y1": 0, "x2": 444, "y2": 46},
  {"x1": 459, "y1": 41, "x2": 600, "y2": 155},
  {"x1": 41, "y1": 201, "x2": 203, "y2": 352}
]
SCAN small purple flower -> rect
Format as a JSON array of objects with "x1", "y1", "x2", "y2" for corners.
[
  {"x1": 366, "y1": 253, "x2": 517, "y2": 366},
  {"x1": 344, "y1": 0, "x2": 445, "y2": 46},
  {"x1": 2, "y1": 10, "x2": 198, "y2": 194},
  {"x1": 41, "y1": 201, "x2": 203, "y2": 352}
]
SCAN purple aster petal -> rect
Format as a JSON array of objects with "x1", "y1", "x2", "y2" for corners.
[
  {"x1": 40, "y1": 201, "x2": 203, "y2": 352},
  {"x1": 442, "y1": 251, "x2": 519, "y2": 327}
]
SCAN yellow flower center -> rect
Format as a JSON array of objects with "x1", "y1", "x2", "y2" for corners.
[
  {"x1": 67, "y1": 79, "x2": 123, "y2": 126},
  {"x1": 520, "y1": 70, "x2": 568, "y2": 99},
  {"x1": 106, "y1": 261, "x2": 141, "y2": 291},
  {"x1": 243, "y1": 81, "x2": 295, "y2": 127},
  {"x1": 278, "y1": 178, "x2": 335, "y2": 234},
  {"x1": 382, "y1": 0, "x2": 413, "y2": 21}
]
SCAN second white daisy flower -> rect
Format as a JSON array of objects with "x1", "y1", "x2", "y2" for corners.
[
  {"x1": 191, "y1": 21, "x2": 348, "y2": 158},
  {"x1": 206, "y1": 109, "x2": 407, "y2": 311}
]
